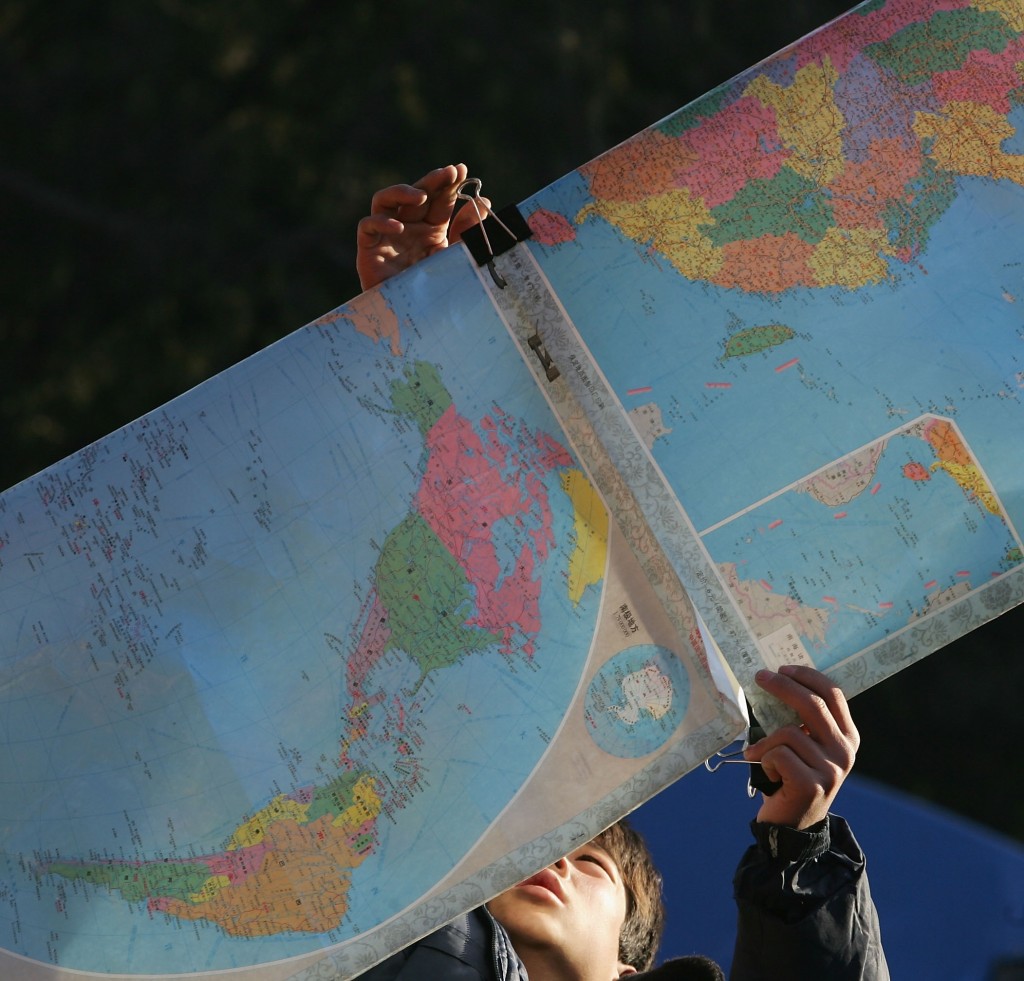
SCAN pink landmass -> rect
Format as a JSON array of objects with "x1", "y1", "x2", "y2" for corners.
[
  {"x1": 415, "y1": 405, "x2": 572, "y2": 656},
  {"x1": 528, "y1": 208, "x2": 577, "y2": 245},
  {"x1": 674, "y1": 96, "x2": 790, "y2": 208},
  {"x1": 933, "y1": 39, "x2": 1024, "y2": 114}
]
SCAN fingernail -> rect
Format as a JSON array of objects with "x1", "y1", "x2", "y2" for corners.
[
  {"x1": 755, "y1": 669, "x2": 773, "y2": 683},
  {"x1": 779, "y1": 665, "x2": 798, "y2": 676}
]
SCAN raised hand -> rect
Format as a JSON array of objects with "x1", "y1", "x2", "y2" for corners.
[
  {"x1": 743, "y1": 665, "x2": 859, "y2": 829},
  {"x1": 356, "y1": 163, "x2": 489, "y2": 290}
]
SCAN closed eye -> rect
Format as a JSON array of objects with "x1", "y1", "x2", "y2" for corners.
[{"x1": 575, "y1": 851, "x2": 614, "y2": 877}]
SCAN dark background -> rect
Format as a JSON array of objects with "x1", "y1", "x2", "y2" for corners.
[{"x1": 2, "y1": 0, "x2": 1021, "y2": 843}]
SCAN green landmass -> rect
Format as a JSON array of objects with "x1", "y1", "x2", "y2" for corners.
[
  {"x1": 306, "y1": 770, "x2": 372, "y2": 824},
  {"x1": 722, "y1": 323, "x2": 795, "y2": 359},
  {"x1": 376, "y1": 513, "x2": 500, "y2": 679},
  {"x1": 46, "y1": 858, "x2": 212, "y2": 904},
  {"x1": 865, "y1": 8, "x2": 1017, "y2": 86},
  {"x1": 703, "y1": 165, "x2": 834, "y2": 246},
  {"x1": 657, "y1": 84, "x2": 738, "y2": 138},
  {"x1": 389, "y1": 361, "x2": 453, "y2": 438}
]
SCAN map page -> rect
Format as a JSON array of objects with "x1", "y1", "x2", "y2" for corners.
[
  {"x1": 0, "y1": 248, "x2": 743, "y2": 979},
  {"x1": 515, "y1": 0, "x2": 1024, "y2": 726}
]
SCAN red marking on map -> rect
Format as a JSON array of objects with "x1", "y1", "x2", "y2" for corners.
[
  {"x1": 705, "y1": 381, "x2": 732, "y2": 389},
  {"x1": 902, "y1": 461, "x2": 931, "y2": 481},
  {"x1": 956, "y1": 570, "x2": 970, "y2": 578},
  {"x1": 768, "y1": 519, "x2": 783, "y2": 530},
  {"x1": 759, "y1": 579, "x2": 773, "y2": 591},
  {"x1": 823, "y1": 596, "x2": 838, "y2": 605},
  {"x1": 871, "y1": 483, "x2": 881, "y2": 495},
  {"x1": 833, "y1": 512, "x2": 848, "y2": 519},
  {"x1": 527, "y1": 208, "x2": 576, "y2": 245},
  {"x1": 775, "y1": 358, "x2": 799, "y2": 373},
  {"x1": 878, "y1": 601, "x2": 893, "y2": 610},
  {"x1": 627, "y1": 386, "x2": 653, "y2": 396},
  {"x1": 924, "y1": 580, "x2": 938, "y2": 589}
]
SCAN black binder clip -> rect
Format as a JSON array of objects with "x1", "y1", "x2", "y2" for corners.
[
  {"x1": 454, "y1": 178, "x2": 532, "y2": 289},
  {"x1": 704, "y1": 716, "x2": 783, "y2": 799}
]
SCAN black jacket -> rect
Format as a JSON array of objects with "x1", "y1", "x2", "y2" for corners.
[{"x1": 355, "y1": 814, "x2": 889, "y2": 980}]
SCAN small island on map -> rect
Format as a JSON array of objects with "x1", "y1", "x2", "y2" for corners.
[{"x1": 722, "y1": 323, "x2": 796, "y2": 359}]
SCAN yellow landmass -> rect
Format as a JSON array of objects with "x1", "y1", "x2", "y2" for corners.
[
  {"x1": 227, "y1": 795, "x2": 311, "y2": 850},
  {"x1": 189, "y1": 874, "x2": 232, "y2": 904},
  {"x1": 744, "y1": 58, "x2": 845, "y2": 186},
  {"x1": 808, "y1": 226, "x2": 893, "y2": 288},
  {"x1": 334, "y1": 772, "x2": 382, "y2": 830},
  {"x1": 914, "y1": 101, "x2": 1024, "y2": 187},
  {"x1": 931, "y1": 460, "x2": 1003, "y2": 516},
  {"x1": 160, "y1": 814, "x2": 368, "y2": 936},
  {"x1": 314, "y1": 288, "x2": 404, "y2": 356},
  {"x1": 577, "y1": 189, "x2": 723, "y2": 282},
  {"x1": 974, "y1": 0, "x2": 1024, "y2": 32},
  {"x1": 560, "y1": 468, "x2": 609, "y2": 605}
]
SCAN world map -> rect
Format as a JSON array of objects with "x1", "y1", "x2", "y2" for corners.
[{"x1": 3, "y1": 0, "x2": 1024, "y2": 976}]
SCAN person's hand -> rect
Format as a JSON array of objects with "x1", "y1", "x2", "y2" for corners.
[
  {"x1": 356, "y1": 163, "x2": 489, "y2": 290},
  {"x1": 743, "y1": 665, "x2": 859, "y2": 829}
]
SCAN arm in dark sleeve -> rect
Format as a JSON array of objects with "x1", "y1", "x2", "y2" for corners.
[
  {"x1": 354, "y1": 907, "x2": 523, "y2": 980},
  {"x1": 730, "y1": 814, "x2": 889, "y2": 981}
]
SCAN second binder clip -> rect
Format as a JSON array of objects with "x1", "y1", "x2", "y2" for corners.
[{"x1": 705, "y1": 721, "x2": 784, "y2": 799}]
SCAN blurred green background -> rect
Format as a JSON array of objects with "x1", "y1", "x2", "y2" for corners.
[{"x1": 2, "y1": 0, "x2": 1021, "y2": 843}]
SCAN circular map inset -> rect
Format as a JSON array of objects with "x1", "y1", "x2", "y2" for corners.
[{"x1": 584, "y1": 644, "x2": 691, "y2": 758}]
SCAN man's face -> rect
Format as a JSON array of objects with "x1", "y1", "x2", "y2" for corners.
[{"x1": 486, "y1": 841, "x2": 636, "y2": 980}]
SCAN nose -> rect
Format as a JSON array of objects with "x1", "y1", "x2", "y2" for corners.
[{"x1": 550, "y1": 855, "x2": 571, "y2": 877}]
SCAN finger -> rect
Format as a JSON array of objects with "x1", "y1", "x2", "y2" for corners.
[
  {"x1": 356, "y1": 215, "x2": 404, "y2": 246},
  {"x1": 369, "y1": 183, "x2": 429, "y2": 218},
  {"x1": 448, "y1": 196, "x2": 490, "y2": 243},
  {"x1": 781, "y1": 665, "x2": 859, "y2": 747},
  {"x1": 755, "y1": 667, "x2": 857, "y2": 747},
  {"x1": 747, "y1": 714, "x2": 856, "y2": 788},
  {"x1": 412, "y1": 163, "x2": 466, "y2": 195},
  {"x1": 746, "y1": 723, "x2": 832, "y2": 772},
  {"x1": 417, "y1": 165, "x2": 468, "y2": 228}
]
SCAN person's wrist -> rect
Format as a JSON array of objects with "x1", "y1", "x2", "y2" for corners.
[{"x1": 750, "y1": 817, "x2": 830, "y2": 862}]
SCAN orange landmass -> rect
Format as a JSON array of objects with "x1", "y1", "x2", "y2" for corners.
[
  {"x1": 581, "y1": 128, "x2": 693, "y2": 203},
  {"x1": 315, "y1": 288, "x2": 403, "y2": 357},
  {"x1": 154, "y1": 813, "x2": 369, "y2": 936},
  {"x1": 828, "y1": 137, "x2": 923, "y2": 230},
  {"x1": 712, "y1": 233, "x2": 818, "y2": 292},
  {"x1": 922, "y1": 418, "x2": 970, "y2": 466}
]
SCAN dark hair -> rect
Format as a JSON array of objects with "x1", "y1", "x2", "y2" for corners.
[{"x1": 591, "y1": 819, "x2": 665, "y2": 971}]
